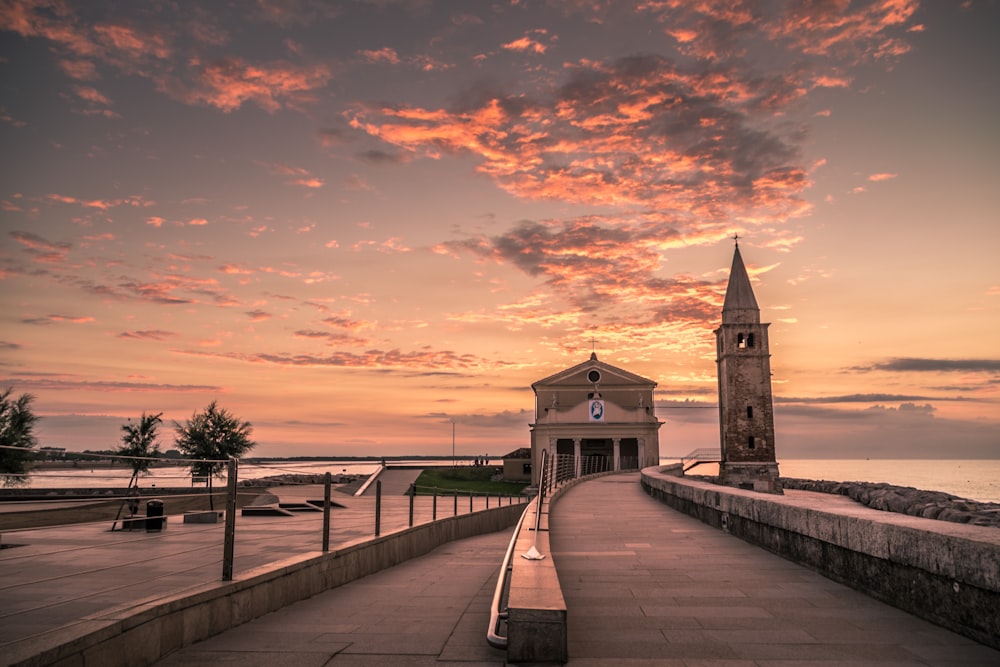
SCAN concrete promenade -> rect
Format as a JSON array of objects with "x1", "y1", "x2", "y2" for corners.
[
  {"x1": 0, "y1": 485, "x2": 518, "y2": 664},
  {"x1": 153, "y1": 473, "x2": 999, "y2": 666}
]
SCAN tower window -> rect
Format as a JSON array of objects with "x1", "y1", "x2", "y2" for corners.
[
  {"x1": 746, "y1": 406, "x2": 753, "y2": 419},
  {"x1": 748, "y1": 436, "x2": 755, "y2": 449},
  {"x1": 747, "y1": 333, "x2": 755, "y2": 348},
  {"x1": 737, "y1": 333, "x2": 746, "y2": 349}
]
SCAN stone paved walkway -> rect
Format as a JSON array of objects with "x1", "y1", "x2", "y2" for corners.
[{"x1": 550, "y1": 474, "x2": 1000, "y2": 665}]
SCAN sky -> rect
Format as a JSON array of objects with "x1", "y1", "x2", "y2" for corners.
[{"x1": 1, "y1": 0, "x2": 998, "y2": 461}]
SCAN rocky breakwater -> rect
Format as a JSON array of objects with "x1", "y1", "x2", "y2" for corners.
[{"x1": 781, "y1": 478, "x2": 1000, "y2": 528}]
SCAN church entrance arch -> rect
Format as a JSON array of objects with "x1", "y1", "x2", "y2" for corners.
[
  {"x1": 581, "y1": 438, "x2": 612, "y2": 473},
  {"x1": 619, "y1": 437, "x2": 639, "y2": 469}
]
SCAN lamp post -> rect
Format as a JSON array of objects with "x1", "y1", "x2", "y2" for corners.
[{"x1": 451, "y1": 419, "x2": 456, "y2": 467}]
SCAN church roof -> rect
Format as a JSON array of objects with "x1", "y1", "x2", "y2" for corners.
[
  {"x1": 531, "y1": 353, "x2": 656, "y2": 391},
  {"x1": 722, "y1": 244, "x2": 760, "y2": 323}
]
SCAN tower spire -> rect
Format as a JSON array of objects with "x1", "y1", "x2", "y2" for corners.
[{"x1": 722, "y1": 244, "x2": 759, "y2": 323}]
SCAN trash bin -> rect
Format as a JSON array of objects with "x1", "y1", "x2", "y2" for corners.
[{"x1": 146, "y1": 499, "x2": 165, "y2": 531}]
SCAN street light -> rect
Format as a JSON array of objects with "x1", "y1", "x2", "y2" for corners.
[{"x1": 451, "y1": 420, "x2": 456, "y2": 467}]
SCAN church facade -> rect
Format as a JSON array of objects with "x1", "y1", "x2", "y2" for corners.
[
  {"x1": 714, "y1": 243, "x2": 783, "y2": 494},
  {"x1": 528, "y1": 353, "x2": 662, "y2": 486}
]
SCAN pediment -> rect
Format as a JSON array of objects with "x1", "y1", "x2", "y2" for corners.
[{"x1": 532, "y1": 354, "x2": 656, "y2": 391}]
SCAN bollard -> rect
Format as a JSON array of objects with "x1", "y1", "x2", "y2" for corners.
[
  {"x1": 322, "y1": 472, "x2": 331, "y2": 552},
  {"x1": 408, "y1": 483, "x2": 415, "y2": 527},
  {"x1": 222, "y1": 457, "x2": 238, "y2": 581},
  {"x1": 375, "y1": 480, "x2": 382, "y2": 537}
]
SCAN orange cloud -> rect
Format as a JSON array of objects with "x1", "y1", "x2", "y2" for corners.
[
  {"x1": 502, "y1": 29, "x2": 550, "y2": 55},
  {"x1": 59, "y1": 59, "x2": 98, "y2": 80},
  {"x1": 93, "y1": 23, "x2": 171, "y2": 60},
  {"x1": 184, "y1": 58, "x2": 332, "y2": 113},
  {"x1": 868, "y1": 172, "x2": 897, "y2": 181},
  {"x1": 358, "y1": 47, "x2": 400, "y2": 64}
]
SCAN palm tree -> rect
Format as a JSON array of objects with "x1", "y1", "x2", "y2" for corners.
[
  {"x1": 0, "y1": 387, "x2": 40, "y2": 487},
  {"x1": 174, "y1": 401, "x2": 255, "y2": 509}
]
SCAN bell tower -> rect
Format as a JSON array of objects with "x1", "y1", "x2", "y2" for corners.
[{"x1": 715, "y1": 241, "x2": 782, "y2": 494}]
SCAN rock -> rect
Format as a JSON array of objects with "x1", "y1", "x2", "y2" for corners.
[{"x1": 781, "y1": 478, "x2": 1000, "y2": 528}]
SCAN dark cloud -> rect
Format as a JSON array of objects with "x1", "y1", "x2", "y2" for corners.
[
  {"x1": 117, "y1": 330, "x2": 178, "y2": 341},
  {"x1": 775, "y1": 393, "x2": 954, "y2": 404},
  {"x1": 7, "y1": 378, "x2": 220, "y2": 392},
  {"x1": 867, "y1": 358, "x2": 1000, "y2": 373},
  {"x1": 180, "y1": 347, "x2": 489, "y2": 370},
  {"x1": 355, "y1": 149, "x2": 406, "y2": 164},
  {"x1": 422, "y1": 409, "x2": 532, "y2": 429}
]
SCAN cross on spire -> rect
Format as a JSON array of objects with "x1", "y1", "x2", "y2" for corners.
[{"x1": 733, "y1": 233, "x2": 740, "y2": 247}]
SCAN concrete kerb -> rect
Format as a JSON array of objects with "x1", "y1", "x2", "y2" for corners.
[
  {"x1": 352, "y1": 463, "x2": 385, "y2": 497},
  {"x1": 7, "y1": 502, "x2": 525, "y2": 667},
  {"x1": 505, "y1": 469, "x2": 622, "y2": 664},
  {"x1": 640, "y1": 465, "x2": 1000, "y2": 650}
]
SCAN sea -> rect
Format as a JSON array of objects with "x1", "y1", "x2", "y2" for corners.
[{"x1": 11, "y1": 458, "x2": 1000, "y2": 504}]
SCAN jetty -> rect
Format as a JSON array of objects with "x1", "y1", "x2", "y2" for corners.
[{"x1": 1, "y1": 468, "x2": 998, "y2": 665}]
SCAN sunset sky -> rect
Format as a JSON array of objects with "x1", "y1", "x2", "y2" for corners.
[{"x1": 1, "y1": 0, "x2": 998, "y2": 461}]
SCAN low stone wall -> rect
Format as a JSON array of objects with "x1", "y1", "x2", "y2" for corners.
[
  {"x1": 8, "y1": 504, "x2": 525, "y2": 667},
  {"x1": 504, "y1": 471, "x2": 622, "y2": 664},
  {"x1": 641, "y1": 466, "x2": 1000, "y2": 650}
]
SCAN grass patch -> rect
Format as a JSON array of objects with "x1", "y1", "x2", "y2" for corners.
[{"x1": 411, "y1": 466, "x2": 528, "y2": 497}]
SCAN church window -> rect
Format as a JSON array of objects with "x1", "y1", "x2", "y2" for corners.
[
  {"x1": 748, "y1": 436, "x2": 756, "y2": 449},
  {"x1": 747, "y1": 333, "x2": 755, "y2": 348},
  {"x1": 746, "y1": 405, "x2": 753, "y2": 419},
  {"x1": 738, "y1": 333, "x2": 746, "y2": 349}
]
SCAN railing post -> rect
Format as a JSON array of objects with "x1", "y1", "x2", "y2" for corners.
[
  {"x1": 322, "y1": 472, "x2": 331, "y2": 552},
  {"x1": 408, "y1": 482, "x2": 415, "y2": 527},
  {"x1": 469, "y1": 491, "x2": 473, "y2": 513},
  {"x1": 375, "y1": 480, "x2": 382, "y2": 537},
  {"x1": 453, "y1": 493, "x2": 458, "y2": 516},
  {"x1": 433, "y1": 487, "x2": 438, "y2": 521},
  {"x1": 222, "y1": 457, "x2": 237, "y2": 581}
]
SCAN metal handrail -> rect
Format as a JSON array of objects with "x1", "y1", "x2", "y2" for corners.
[
  {"x1": 487, "y1": 449, "x2": 546, "y2": 649},
  {"x1": 682, "y1": 447, "x2": 721, "y2": 471}
]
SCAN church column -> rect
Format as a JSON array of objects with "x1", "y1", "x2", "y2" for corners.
[
  {"x1": 638, "y1": 437, "x2": 645, "y2": 469},
  {"x1": 573, "y1": 438, "x2": 582, "y2": 478},
  {"x1": 612, "y1": 438, "x2": 621, "y2": 471}
]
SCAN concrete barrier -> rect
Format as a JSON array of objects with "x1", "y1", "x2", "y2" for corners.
[
  {"x1": 504, "y1": 470, "x2": 622, "y2": 663},
  {"x1": 7, "y1": 503, "x2": 525, "y2": 667},
  {"x1": 640, "y1": 466, "x2": 1000, "y2": 650}
]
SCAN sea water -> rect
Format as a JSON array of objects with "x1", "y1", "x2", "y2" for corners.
[
  {"x1": 11, "y1": 458, "x2": 1000, "y2": 503},
  {"x1": 670, "y1": 459, "x2": 1000, "y2": 504}
]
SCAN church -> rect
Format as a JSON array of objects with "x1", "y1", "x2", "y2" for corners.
[
  {"x1": 528, "y1": 353, "x2": 662, "y2": 486},
  {"x1": 526, "y1": 242, "x2": 782, "y2": 493}
]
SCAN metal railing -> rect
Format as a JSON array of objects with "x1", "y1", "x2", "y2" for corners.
[
  {"x1": 0, "y1": 454, "x2": 531, "y2": 649},
  {"x1": 487, "y1": 451, "x2": 632, "y2": 649},
  {"x1": 681, "y1": 447, "x2": 721, "y2": 472}
]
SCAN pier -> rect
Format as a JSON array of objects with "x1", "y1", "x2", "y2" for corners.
[{"x1": 2, "y1": 471, "x2": 998, "y2": 665}]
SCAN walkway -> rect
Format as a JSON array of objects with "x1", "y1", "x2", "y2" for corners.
[
  {"x1": 361, "y1": 467, "x2": 424, "y2": 496},
  {"x1": 154, "y1": 473, "x2": 999, "y2": 666},
  {"x1": 0, "y1": 486, "x2": 510, "y2": 663}
]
